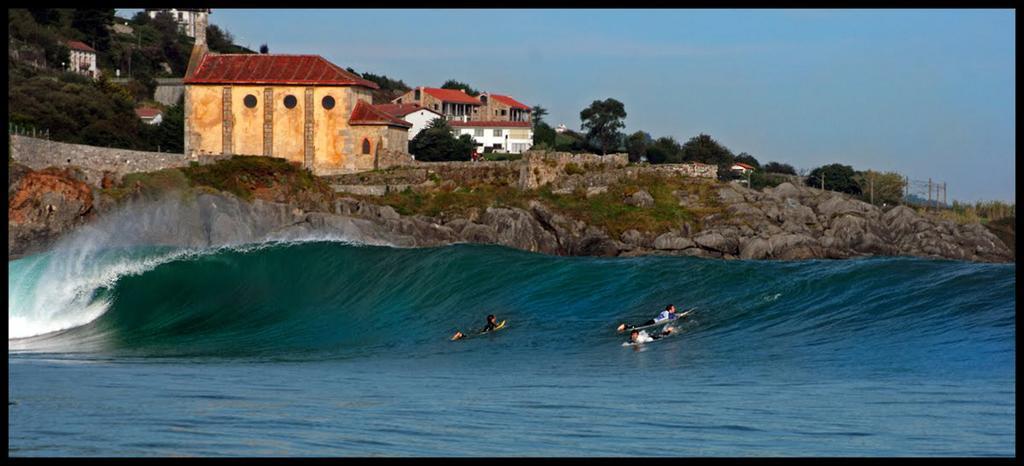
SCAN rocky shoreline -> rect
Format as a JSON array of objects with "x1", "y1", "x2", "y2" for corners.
[{"x1": 8, "y1": 161, "x2": 1013, "y2": 263}]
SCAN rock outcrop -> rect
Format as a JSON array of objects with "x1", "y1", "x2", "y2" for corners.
[{"x1": 8, "y1": 163, "x2": 1014, "y2": 264}]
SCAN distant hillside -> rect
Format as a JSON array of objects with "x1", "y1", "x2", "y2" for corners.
[{"x1": 8, "y1": 8, "x2": 251, "y2": 152}]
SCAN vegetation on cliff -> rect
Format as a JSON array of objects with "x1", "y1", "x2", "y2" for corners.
[{"x1": 8, "y1": 8, "x2": 248, "y2": 151}]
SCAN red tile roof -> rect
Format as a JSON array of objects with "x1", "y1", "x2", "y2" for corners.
[
  {"x1": 135, "y1": 107, "x2": 162, "y2": 118},
  {"x1": 67, "y1": 40, "x2": 96, "y2": 53},
  {"x1": 184, "y1": 54, "x2": 379, "y2": 88},
  {"x1": 373, "y1": 103, "x2": 440, "y2": 118},
  {"x1": 422, "y1": 88, "x2": 483, "y2": 105},
  {"x1": 488, "y1": 94, "x2": 530, "y2": 110},
  {"x1": 732, "y1": 162, "x2": 755, "y2": 170},
  {"x1": 449, "y1": 120, "x2": 532, "y2": 128},
  {"x1": 349, "y1": 101, "x2": 412, "y2": 128}
]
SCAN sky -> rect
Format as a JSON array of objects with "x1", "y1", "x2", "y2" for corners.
[{"x1": 121, "y1": 9, "x2": 1015, "y2": 203}]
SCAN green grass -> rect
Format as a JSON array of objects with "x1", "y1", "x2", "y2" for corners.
[
  {"x1": 362, "y1": 171, "x2": 725, "y2": 238},
  {"x1": 101, "y1": 167, "x2": 190, "y2": 201},
  {"x1": 179, "y1": 156, "x2": 322, "y2": 201}
]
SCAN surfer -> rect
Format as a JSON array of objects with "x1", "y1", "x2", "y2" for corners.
[
  {"x1": 616, "y1": 304, "x2": 681, "y2": 333},
  {"x1": 451, "y1": 314, "x2": 501, "y2": 341},
  {"x1": 628, "y1": 327, "x2": 675, "y2": 345}
]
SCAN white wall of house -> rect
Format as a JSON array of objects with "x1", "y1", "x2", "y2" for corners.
[
  {"x1": 404, "y1": 110, "x2": 442, "y2": 140},
  {"x1": 454, "y1": 126, "x2": 534, "y2": 154},
  {"x1": 68, "y1": 50, "x2": 97, "y2": 78},
  {"x1": 142, "y1": 114, "x2": 163, "y2": 125}
]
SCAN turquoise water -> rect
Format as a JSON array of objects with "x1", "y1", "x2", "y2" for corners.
[{"x1": 8, "y1": 242, "x2": 1016, "y2": 456}]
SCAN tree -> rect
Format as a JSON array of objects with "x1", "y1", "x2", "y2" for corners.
[
  {"x1": 531, "y1": 105, "x2": 548, "y2": 126},
  {"x1": 626, "y1": 131, "x2": 653, "y2": 163},
  {"x1": 206, "y1": 24, "x2": 235, "y2": 53},
  {"x1": 854, "y1": 170, "x2": 905, "y2": 206},
  {"x1": 29, "y1": 8, "x2": 62, "y2": 26},
  {"x1": 130, "y1": 11, "x2": 151, "y2": 25},
  {"x1": 533, "y1": 121, "x2": 556, "y2": 148},
  {"x1": 806, "y1": 163, "x2": 861, "y2": 195},
  {"x1": 763, "y1": 161, "x2": 797, "y2": 175},
  {"x1": 579, "y1": 98, "x2": 626, "y2": 155},
  {"x1": 259, "y1": 44, "x2": 269, "y2": 54},
  {"x1": 153, "y1": 96, "x2": 185, "y2": 153},
  {"x1": 409, "y1": 118, "x2": 475, "y2": 161},
  {"x1": 680, "y1": 133, "x2": 735, "y2": 180},
  {"x1": 440, "y1": 80, "x2": 480, "y2": 97},
  {"x1": 734, "y1": 152, "x2": 760, "y2": 169},
  {"x1": 71, "y1": 9, "x2": 115, "y2": 52},
  {"x1": 645, "y1": 136, "x2": 682, "y2": 164}
]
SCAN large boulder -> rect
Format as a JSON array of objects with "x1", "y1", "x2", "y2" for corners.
[
  {"x1": 625, "y1": 190, "x2": 655, "y2": 208},
  {"x1": 693, "y1": 231, "x2": 739, "y2": 255},
  {"x1": 817, "y1": 195, "x2": 878, "y2": 220},
  {"x1": 480, "y1": 206, "x2": 559, "y2": 254},
  {"x1": 738, "y1": 236, "x2": 771, "y2": 260},
  {"x1": 653, "y1": 232, "x2": 696, "y2": 251},
  {"x1": 768, "y1": 233, "x2": 822, "y2": 260}
]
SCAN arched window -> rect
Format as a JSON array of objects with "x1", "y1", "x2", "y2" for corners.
[{"x1": 362, "y1": 138, "x2": 371, "y2": 154}]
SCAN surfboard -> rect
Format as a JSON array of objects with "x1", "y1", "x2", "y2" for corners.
[
  {"x1": 617, "y1": 309, "x2": 693, "y2": 333},
  {"x1": 451, "y1": 320, "x2": 507, "y2": 341}
]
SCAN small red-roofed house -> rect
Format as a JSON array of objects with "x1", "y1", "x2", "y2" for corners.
[
  {"x1": 135, "y1": 107, "x2": 163, "y2": 125},
  {"x1": 66, "y1": 40, "x2": 98, "y2": 79},
  {"x1": 731, "y1": 162, "x2": 756, "y2": 174}
]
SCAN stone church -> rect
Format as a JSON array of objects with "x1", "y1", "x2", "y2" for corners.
[{"x1": 183, "y1": 12, "x2": 412, "y2": 175}]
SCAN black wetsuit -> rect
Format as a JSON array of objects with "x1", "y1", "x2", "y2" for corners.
[{"x1": 481, "y1": 321, "x2": 498, "y2": 333}]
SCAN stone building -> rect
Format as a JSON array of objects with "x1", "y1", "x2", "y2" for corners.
[
  {"x1": 391, "y1": 87, "x2": 533, "y2": 124},
  {"x1": 66, "y1": 40, "x2": 98, "y2": 79},
  {"x1": 182, "y1": 14, "x2": 412, "y2": 175},
  {"x1": 478, "y1": 93, "x2": 531, "y2": 122}
]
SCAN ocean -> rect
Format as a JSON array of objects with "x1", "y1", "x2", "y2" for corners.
[{"x1": 8, "y1": 240, "x2": 1016, "y2": 456}]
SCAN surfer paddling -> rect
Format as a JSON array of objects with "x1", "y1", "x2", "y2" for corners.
[
  {"x1": 451, "y1": 314, "x2": 503, "y2": 341},
  {"x1": 627, "y1": 327, "x2": 675, "y2": 345},
  {"x1": 617, "y1": 304, "x2": 685, "y2": 333}
]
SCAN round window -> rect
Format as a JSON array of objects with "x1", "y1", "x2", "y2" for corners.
[
  {"x1": 283, "y1": 95, "x2": 297, "y2": 109},
  {"x1": 322, "y1": 95, "x2": 336, "y2": 110},
  {"x1": 243, "y1": 94, "x2": 257, "y2": 108}
]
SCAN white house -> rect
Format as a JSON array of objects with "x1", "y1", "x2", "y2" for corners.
[
  {"x1": 450, "y1": 121, "x2": 533, "y2": 154},
  {"x1": 554, "y1": 123, "x2": 568, "y2": 133},
  {"x1": 135, "y1": 107, "x2": 163, "y2": 125},
  {"x1": 145, "y1": 9, "x2": 210, "y2": 38},
  {"x1": 66, "y1": 40, "x2": 98, "y2": 79},
  {"x1": 374, "y1": 104, "x2": 443, "y2": 140},
  {"x1": 731, "y1": 162, "x2": 756, "y2": 174}
]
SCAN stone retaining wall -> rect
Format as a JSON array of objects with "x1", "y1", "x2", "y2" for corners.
[
  {"x1": 639, "y1": 162, "x2": 718, "y2": 179},
  {"x1": 9, "y1": 135, "x2": 188, "y2": 188}
]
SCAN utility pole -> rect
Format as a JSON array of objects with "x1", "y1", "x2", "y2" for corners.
[
  {"x1": 869, "y1": 173, "x2": 875, "y2": 205},
  {"x1": 943, "y1": 182, "x2": 947, "y2": 206},
  {"x1": 928, "y1": 178, "x2": 932, "y2": 211}
]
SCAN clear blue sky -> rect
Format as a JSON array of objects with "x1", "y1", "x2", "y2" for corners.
[{"x1": 122, "y1": 9, "x2": 1015, "y2": 203}]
